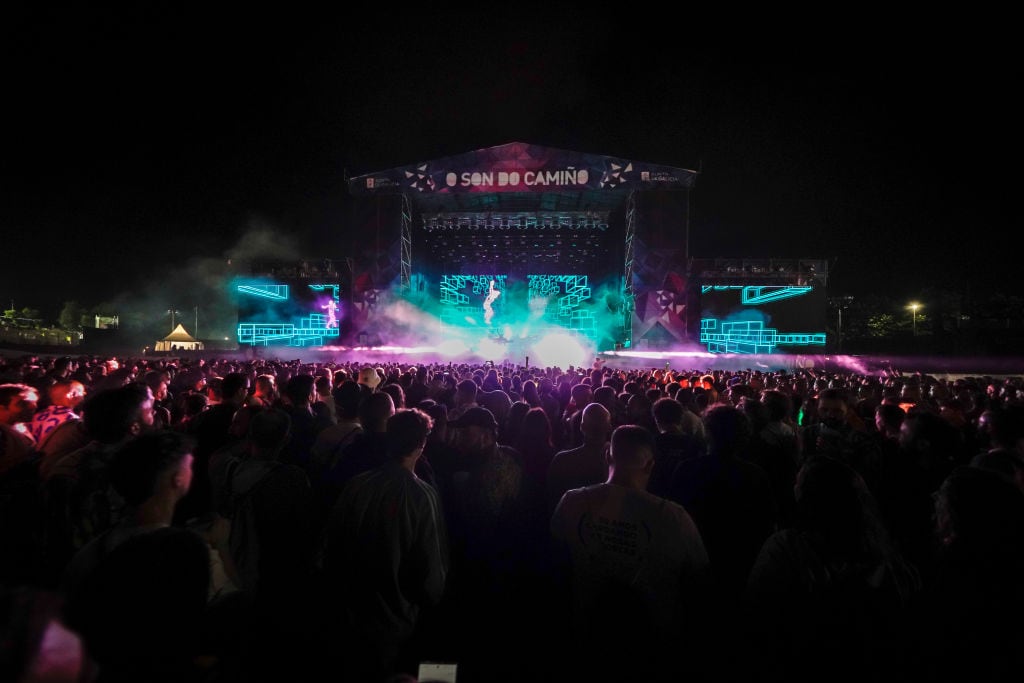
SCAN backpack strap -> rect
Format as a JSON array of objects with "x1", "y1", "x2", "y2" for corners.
[{"x1": 223, "y1": 458, "x2": 279, "y2": 518}]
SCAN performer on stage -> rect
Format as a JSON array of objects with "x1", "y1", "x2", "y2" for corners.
[
  {"x1": 321, "y1": 299, "x2": 339, "y2": 328},
  {"x1": 483, "y1": 279, "x2": 500, "y2": 325}
]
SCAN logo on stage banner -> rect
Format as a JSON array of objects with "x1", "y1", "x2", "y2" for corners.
[
  {"x1": 443, "y1": 168, "x2": 591, "y2": 189},
  {"x1": 348, "y1": 143, "x2": 697, "y2": 196}
]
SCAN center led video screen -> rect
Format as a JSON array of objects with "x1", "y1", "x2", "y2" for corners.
[{"x1": 438, "y1": 274, "x2": 596, "y2": 338}]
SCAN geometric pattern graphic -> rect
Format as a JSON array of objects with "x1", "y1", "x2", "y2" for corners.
[
  {"x1": 439, "y1": 275, "x2": 506, "y2": 306},
  {"x1": 600, "y1": 161, "x2": 634, "y2": 189},
  {"x1": 528, "y1": 275, "x2": 594, "y2": 335},
  {"x1": 439, "y1": 275, "x2": 507, "y2": 331},
  {"x1": 632, "y1": 244, "x2": 688, "y2": 346},
  {"x1": 236, "y1": 284, "x2": 289, "y2": 300},
  {"x1": 700, "y1": 318, "x2": 825, "y2": 354},
  {"x1": 237, "y1": 282, "x2": 341, "y2": 347},
  {"x1": 237, "y1": 313, "x2": 341, "y2": 347},
  {"x1": 405, "y1": 163, "x2": 436, "y2": 193},
  {"x1": 700, "y1": 285, "x2": 812, "y2": 304}
]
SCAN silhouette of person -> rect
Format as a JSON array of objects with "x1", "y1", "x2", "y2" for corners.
[{"x1": 483, "y1": 279, "x2": 501, "y2": 325}]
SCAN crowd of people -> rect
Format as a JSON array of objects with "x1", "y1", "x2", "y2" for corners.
[{"x1": 1, "y1": 352, "x2": 1023, "y2": 682}]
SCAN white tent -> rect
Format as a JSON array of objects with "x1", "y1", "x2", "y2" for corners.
[{"x1": 155, "y1": 323, "x2": 204, "y2": 351}]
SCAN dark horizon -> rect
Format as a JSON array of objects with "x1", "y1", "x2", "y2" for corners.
[{"x1": 4, "y1": 10, "x2": 1017, "y2": 322}]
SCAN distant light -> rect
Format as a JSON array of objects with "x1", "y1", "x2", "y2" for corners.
[
  {"x1": 437, "y1": 339, "x2": 468, "y2": 357},
  {"x1": 475, "y1": 337, "x2": 506, "y2": 359},
  {"x1": 532, "y1": 332, "x2": 589, "y2": 368}
]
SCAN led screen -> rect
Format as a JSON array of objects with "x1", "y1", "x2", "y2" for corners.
[
  {"x1": 699, "y1": 285, "x2": 826, "y2": 354},
  {"x1": 235, "y1": 280, "x2": 341, "y2": 347}
]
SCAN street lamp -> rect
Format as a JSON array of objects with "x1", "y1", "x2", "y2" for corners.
[{"x1": 908, "y1": 302, "x2": 921, "y2": 336}]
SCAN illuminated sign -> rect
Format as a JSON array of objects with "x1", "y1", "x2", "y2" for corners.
[{"x1": 443, "y1": 169, "x2": 591, "y2": 189}]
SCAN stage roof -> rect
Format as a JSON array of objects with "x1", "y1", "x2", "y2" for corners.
[{"x1": 348, "y1": 142, "x2": 697, "y2": 214}]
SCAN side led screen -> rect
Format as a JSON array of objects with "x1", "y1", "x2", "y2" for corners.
[
  {"x1": 235, "y1": 280, "x2": 341, "y2": 347},
  {"x1": 699, "y1": 285, "x2": 826, "y2": 354}
]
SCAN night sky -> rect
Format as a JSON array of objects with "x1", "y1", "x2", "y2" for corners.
[{"x1": 4, "y1": 9, "x2": 1017, "y2": 324}]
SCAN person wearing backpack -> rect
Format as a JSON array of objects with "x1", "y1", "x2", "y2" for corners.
[
  {"x1": 217, "y1": 408, "x2": 314, "y2": 595},
  {"x1": 215, "y1": 408, "x2": 317, "y2": 681}
]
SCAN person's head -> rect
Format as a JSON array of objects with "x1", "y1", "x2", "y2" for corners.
[
  {"x1": 420, "y1": 401, "x2": 448, "y2": 443},
  {"x1": 0, "y1": 384, "x2": 38, "y2": 425},
  {"x1": 332, "y1": 381, "x2": 362, "y2": 420},
  {"x1": 356, "y1": 366, "x2": 381, "y2": 391},
  {"x1": 522, "y1": 380, "x2": 540, "y2": 405},
  {"x1": 254, "y1": 374, "x2": 276, "y2": 398},
  {"x1": 795, "y1": 455, "x2": 889, "y2": 561},
  {"x1": 221, "y1": 372, "x2": 250, "y2": 406},
  {"x1": 386, "y1": 409, "x2": 434, "y2": 461},
  {"x1": 110, "y1": 430, "x2": 195, "y2": 507},
  {"x1": 248, "y1": 408, "x2": 292, "y2": 459},
  {"x1": 359, "y1": 391, "x2": 396, "y2": 433},
  {"x1": 504, "y1": 401, "x2": 530, "y2": 445},
  {"x1": 900, "y1": 410, "x2": 961, "y2": 463},
  {"x1": 970, "y1": 450, "x2": 1024, "y2": 494},
  {"x1": 652, "y1": 397, "x2": 685, "y2": 433},
  {"x1": 183, "y1": 392, "x2": 208, "y2": 419},
  {"x1": 204, "y1": 376, "x2": 224, "y2": 403},
  {"x1": 934, "y1": 466, "x2": 1024, "y2": 555},
  {"x1": 875, "y1": 403, "x2": 905, "y2": 437},
  {"x1": 478, "y1": 389, "x2": 512, "y2": 427},
  {"x1": 449, "y1": 406, "x2": 499, "y2": 456},
  {"x1": 703, "y1": 404, "x2": 752, "y2": 457},
  {"x1": 760, "y1": 390, "x2": 792, "y2": 424},
  {"x1": 48, "y1": 380, "x2": 86, "y2": 410},
  {"x1": 518, "y1": 407, "x2": 552, "y2": 448},
  {"x1": 81, "y1": 383, "x2": 154, "y2": 443},
  {"x1": 143, "y1": 370, "x2": 169, "y2": 402},
  {"x1": 986, "y1": 405, "x2": 1024, "y2": 453},
  {"x1": 580, "y1": 402, "x2": 612, "y2": 444},
  {"x1": 608, "y1": 425, "x2": 656, "y2": 486},
  {"x1": 455, "y1": 379, "x2": 478, "y2": 405},
  {"x1": 817, "y1": 388, "x2": 849, "y2": 430},
  {"x1": 900, "y1": 383, "x2": 922, "y2": 404},
  {"x1": 593, "y1": 385, "x2": 618, "y2": 412},
  {"x1": 284, "y1": 374, "x2": 316, "y2": 408},
  {"x1": 380, "y1": 383, "x2": 406, "y2": 411},
  {"x1": 570, "y1": 383, "x2": 593, "y2": 411},
  {"x1": 738, "y1": 396, "x2": 769, "y2": 434}
]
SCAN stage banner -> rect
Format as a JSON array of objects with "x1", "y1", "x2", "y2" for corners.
[
  {"x1": 347, "y1": 196, "x2": 402, "y2": 345},
  {"x1": 630, "y1": 191, "x2": 691, "y2": 348},
  {"x1": 350, "y1": 142, "x2": 696, "y2": 196}
]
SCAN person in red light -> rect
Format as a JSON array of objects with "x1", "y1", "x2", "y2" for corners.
[
  {"x1": 28, "y1": 380, "x2": 87, "y2": 465},
  {"x1": 0, "y1": 383, "x2": 39, "y2": 477}
]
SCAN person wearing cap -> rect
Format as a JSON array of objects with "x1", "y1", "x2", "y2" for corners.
[
  {"x1": 444, "y1": 405, "x2": 527, "y2": 670},
  {"x1": 446, "y1": 405, "x2": 524, "y2": 548}
]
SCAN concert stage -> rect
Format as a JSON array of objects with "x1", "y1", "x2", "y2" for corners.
[{"x1": 233, "y1": 143, "x2": 829, "y2": 368}]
